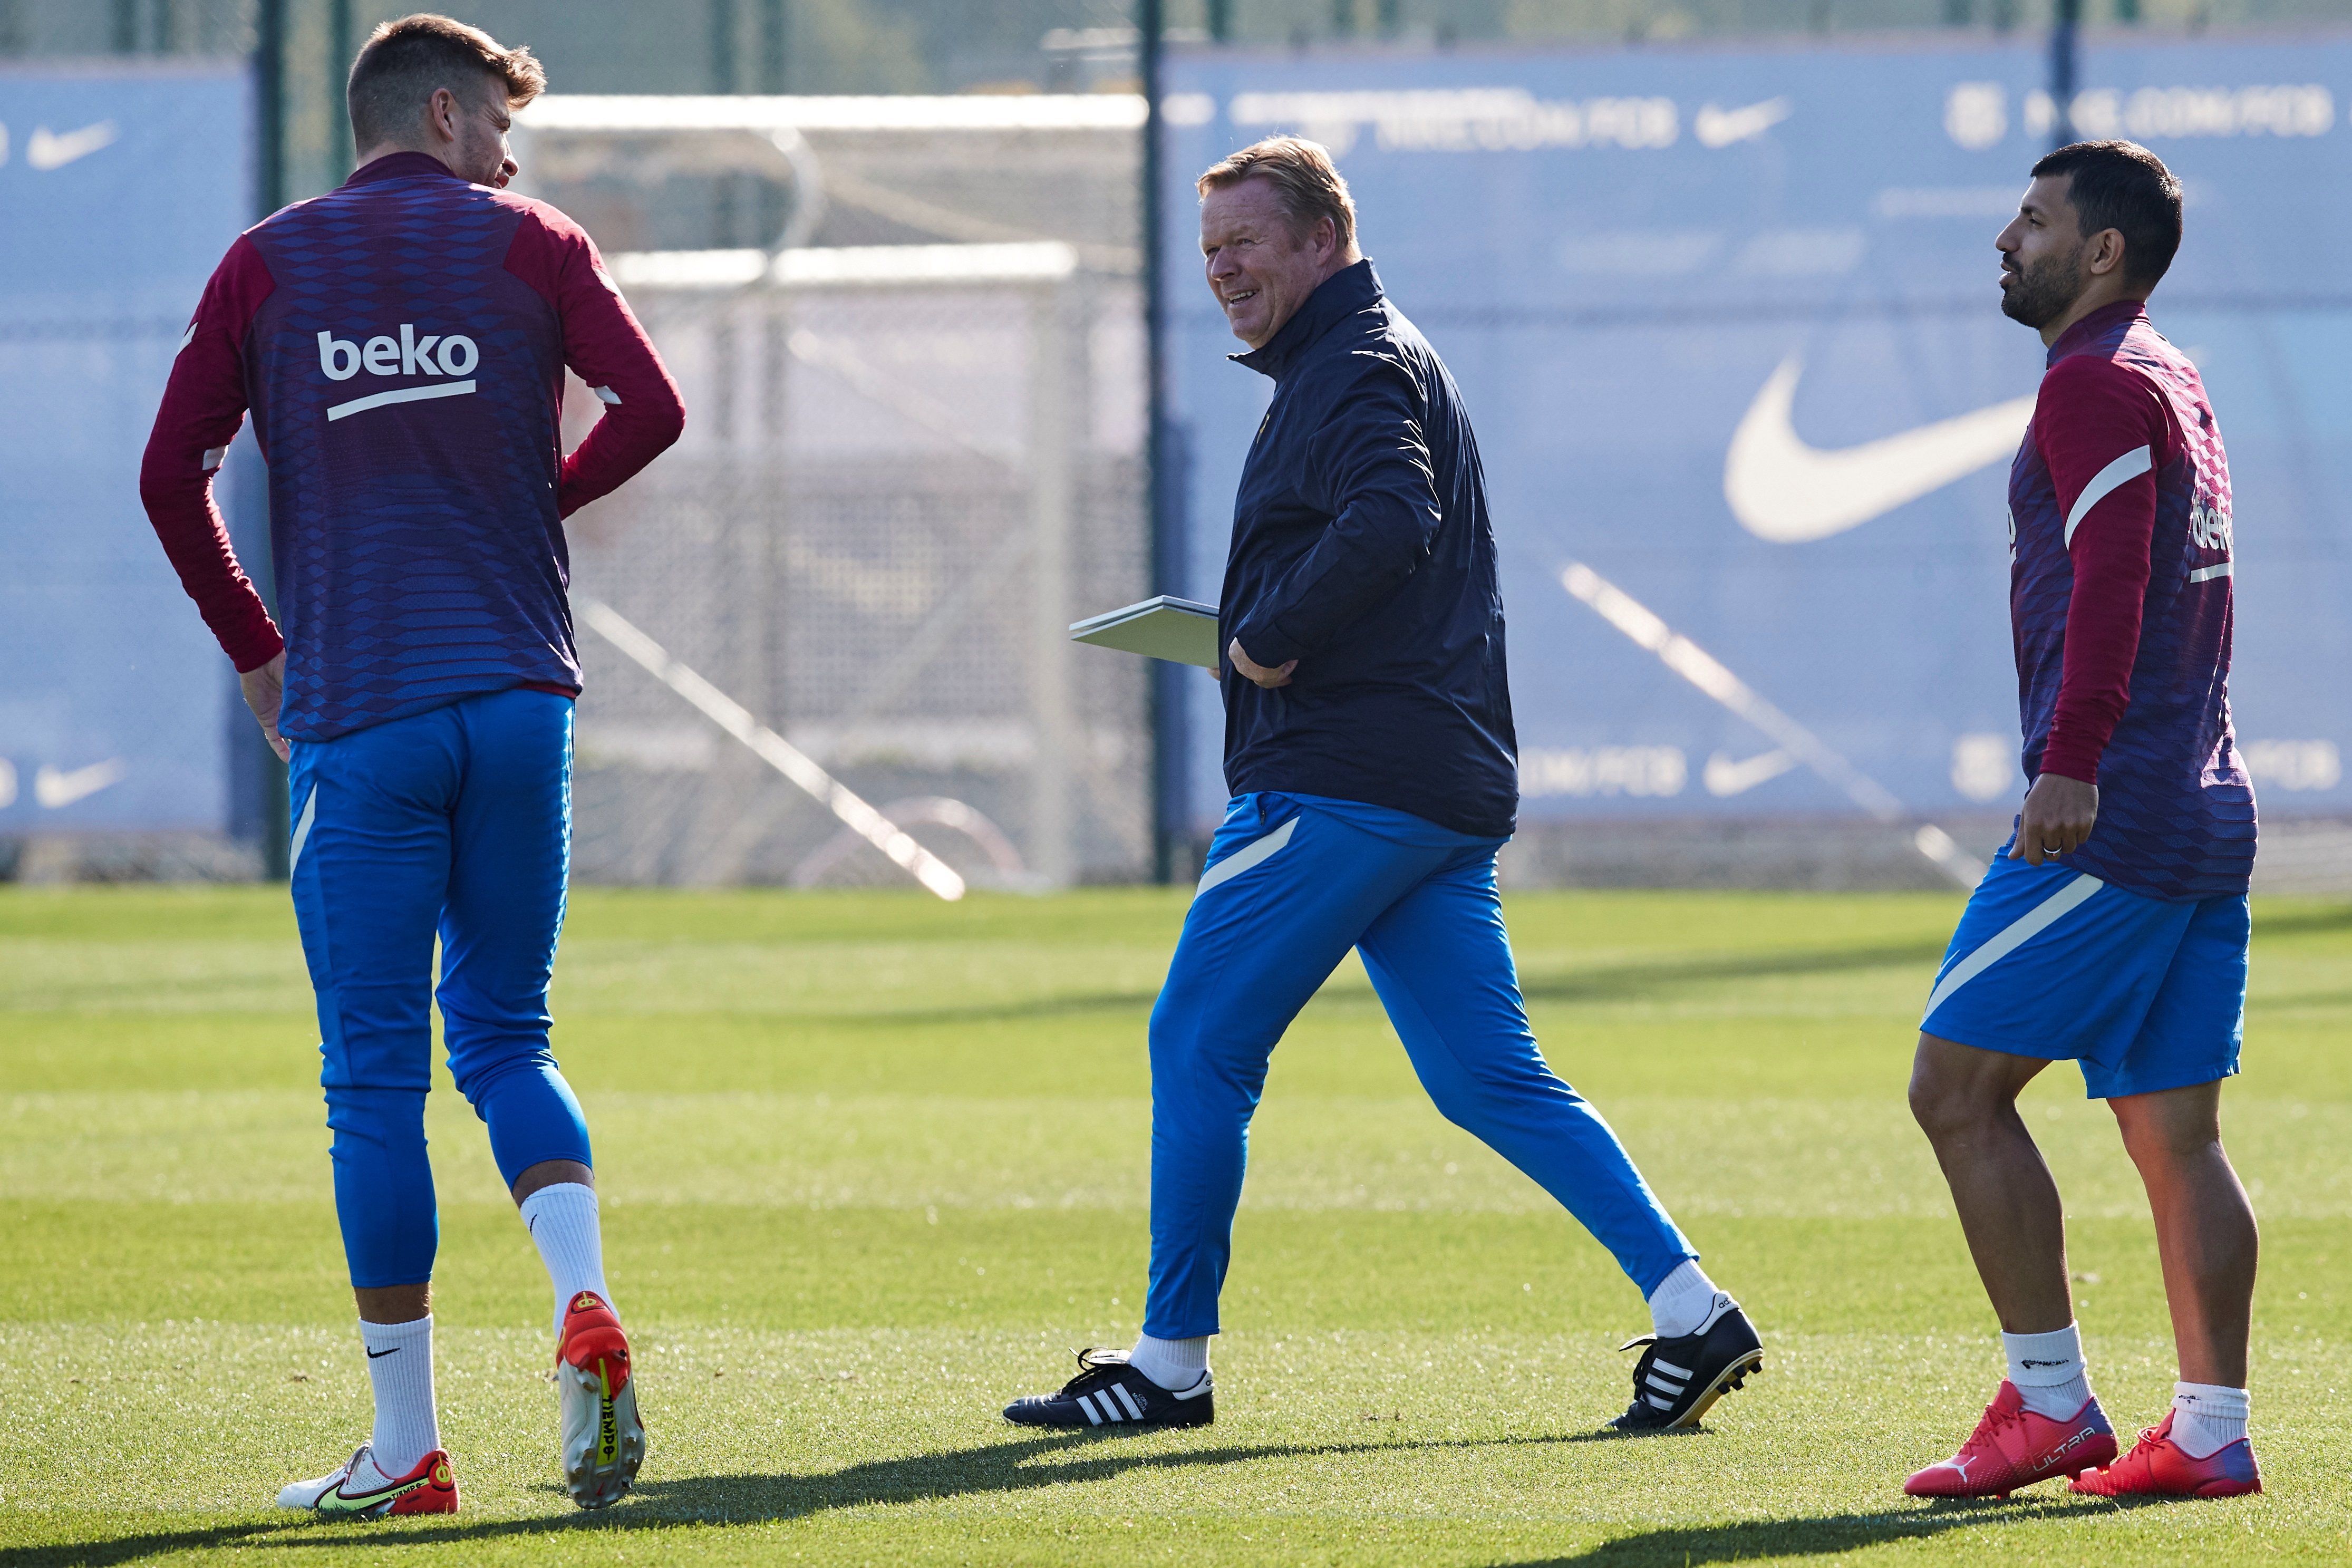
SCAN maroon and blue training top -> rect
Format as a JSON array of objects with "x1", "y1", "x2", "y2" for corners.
[
  {"x1": 2008, "y1": 298, "x2": 2256, "y2": 902},
  {"x1": 140, "y1": 151, "x2": 684, "y2": 741}
]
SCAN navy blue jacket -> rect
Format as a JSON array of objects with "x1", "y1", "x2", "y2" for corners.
[{"x1": 1221, "y1": 259, "x2": 1518, "y2": 837}]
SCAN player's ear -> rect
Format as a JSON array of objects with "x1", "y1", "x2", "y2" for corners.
[{"x1": 2088, "y1": 227, "x2": 2128, "y2": 279}]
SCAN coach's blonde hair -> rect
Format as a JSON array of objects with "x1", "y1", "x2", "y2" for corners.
[{"x1": 1196, "y1": 136, "x2": 1358, "y2": 254}]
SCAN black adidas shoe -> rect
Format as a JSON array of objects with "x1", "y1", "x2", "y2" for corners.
[
  {"x1": 1003, "y1": 1348, "x2": 1214, "y2": 1429},
  {"x1": 1608, "y1": 1295, "x2": 1764, "y2": 1433}
]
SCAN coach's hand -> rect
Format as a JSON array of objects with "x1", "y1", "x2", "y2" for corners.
[
  {"x1": 240, "y1": 652, "x2": 292, "y2": 763},
  {"x1": 2009, "y1": 770, "x2": 2097, "y2": 866},
  {"x1": 1227, "y1": 637, "x2": 1296, "y2": 690}
]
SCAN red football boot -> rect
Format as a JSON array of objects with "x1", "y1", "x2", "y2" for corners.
[
  {"x1": 276, "y1": 1444, "x2": 460, "y2": 1517},
  {"x1": 1904, "y1": 1381, "x2": 2118, "y2": 1498},
  {"x1": 556, "y1": 1290, "x2": 646, "y2": 1508},
  {"x1": 2069, "y1": 1410, "x2": 2262, "y2": 1498}
]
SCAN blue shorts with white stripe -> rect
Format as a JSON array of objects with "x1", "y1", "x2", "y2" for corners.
[{"x1": 1920, "y1": 841, "x2": 2248, "y2": 1100}]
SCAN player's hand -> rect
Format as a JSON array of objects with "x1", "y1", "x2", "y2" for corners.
[
  {"x1": 1228, "y1": 637, "x2": 1296, "y2": 690},
  {"x1": 239, "y1": 652, "x2": 292, "y2": 763},
  {"x1": 2009, "y1": 770, "x2": 2097, "y2": 866}
]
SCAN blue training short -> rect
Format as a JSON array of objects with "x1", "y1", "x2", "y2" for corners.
[{"x1": 1920, "y1": 847, "x2": 2248, "y2": 1100}]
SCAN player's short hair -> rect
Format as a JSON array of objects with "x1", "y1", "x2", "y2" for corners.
[
  {"x1": 2031, "y1": 139, "x2": 2182, "y2": 287},
  {"x1": 1197, "y1": 136, "x2": 1358, "y2": 254},
  {"x1": 347, "y1": 13, "x2": 546, "y2": 151}
]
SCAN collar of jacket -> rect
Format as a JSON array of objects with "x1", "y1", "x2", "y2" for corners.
[
  {"x1": 1231, "y1": 258, "x2": 1384, "y2": 381},
  {"x1": 2045, "y1": 296, "x2": 2148, "y2": 365},
  {"x1": 342, "y1": 150, "x2": 468, "y2": 190}
]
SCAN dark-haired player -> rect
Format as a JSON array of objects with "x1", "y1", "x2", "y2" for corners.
[
  {"x1": 140, "y1": 13, "x2": 682, "y2": 1514},
  {"x1": 1902, "y1": 140, "x2": 2260, "y2": 1502}
]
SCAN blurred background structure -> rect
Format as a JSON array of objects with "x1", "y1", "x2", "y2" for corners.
[{"x1": 3, "y1": 0, "x2": 2347, "y2": 891}]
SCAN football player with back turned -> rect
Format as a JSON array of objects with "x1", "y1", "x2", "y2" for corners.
[
  {"x1": 1904, "y1": 140, "x2": 2262, "y2": 1502},
  {"x1": 140, "y1": 13, "x2": 683, "y2": 1515}
]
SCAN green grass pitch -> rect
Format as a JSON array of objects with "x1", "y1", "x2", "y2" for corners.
[{"x1": 3, "y1": 884, "x2": 2347, "y2": 1564}]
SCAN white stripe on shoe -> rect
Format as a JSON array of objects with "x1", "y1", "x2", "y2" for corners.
[
  {"x1": 1921, "y1": 872, "x2": 2105, "y2": 1025},
  {"x1": 1196, "y1": 816, "x2": 1298, "y2": 896},
  {"x1": 1112, "y1": 1383, "x2": 1145, "y2": 1419},
  {"x1": 1078, "y1": 1393, "x2": 1104, "y2": 1425}
]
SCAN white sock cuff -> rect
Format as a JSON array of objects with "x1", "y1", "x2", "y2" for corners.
[
  {"x1": 1127, "y1": 1333, "x2": 1211, "y2": 1390},
  {"x1": 359, "y1": 1314, "x2": 433, "y2": 1350},
  {"x1": 519, "y1": 1182, "x2": 599, "y2": 1230},
  {"x1": 2174, "y1": 1380, "x2": 2249, "y2": 1417},
  {"x1": 1647, "y1": 1260, "x2": 1722, "y2": 1338},
  {"x1": 1135, "y1": 1333, "x2": 1209, "y2": 1373},
  {"x1": 2000, "y1": 1322, "x2": 2086, "y2": 1385}
]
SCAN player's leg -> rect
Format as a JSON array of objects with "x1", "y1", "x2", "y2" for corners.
[
  {"x1": 1351, "y1": 845, "x2": 1760, "y2": 1432},
  {"x1": 276, "y1": 713, "x2": 464, "y2": 1516},
  {"x1": 1908, "y1": 1035, "x2": 2071, "y2": 1333},
  {"x1": 2072, "y1": 893, "x2": 2261, "y2": 1498},
  {"x1": 1901, "y1": 854, "x2": 2196, "y2": 1496},
  {"x1": 1003, "y1": 794, "x2": 1441, "y2": 1428},
  {"x1": 435, "y1": 688, "x2": 639, "y2": 1509}
]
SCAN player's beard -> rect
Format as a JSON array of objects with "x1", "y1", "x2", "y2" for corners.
[{"x1": 2000, "y1": 244, "x2": 2086, "y2": 330}]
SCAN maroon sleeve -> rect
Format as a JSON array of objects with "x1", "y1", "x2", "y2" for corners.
[
  {"x1": 504, "y1": 206, "x2": 685, "y2": 518},
  {"x1": 2034, "y1": 353, "x2": 2172, "y2": 785},
  {"x1": 137, "y1": 234, "x2": 284, "y2": 673}
]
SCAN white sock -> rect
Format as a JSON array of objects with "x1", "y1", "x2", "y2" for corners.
[
  {"x1": 519, "y1": 1183, "x2": 611, "y2": 1337},
  {"x1": 1648, "y1": 1260, "x2": 1730, "y2": 1339},
  {"x1": 1127, "y1": 1333, "x2": 1210, "y2": 1392},
  {"x1": 2170, "y1": 1381, "x2": 2250, "y2": 1458},
  {"x1": 2002, "y1": 1322, "x2": 2092, "y2": 1419},
  {"x1": 359, "y1": 1315, "x2": 440, "y2": 1476}
]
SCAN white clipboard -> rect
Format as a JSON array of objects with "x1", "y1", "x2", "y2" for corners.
[{"x1": 1068, "y1": 596, "x2": 1222, "y2": 668}]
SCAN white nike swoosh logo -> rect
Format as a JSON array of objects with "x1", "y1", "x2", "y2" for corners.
[
  {"x1": 1696, "y1": 98, "x2": 1792, "y2": 148},
  {"x1": 35, "y1": 758, "x2": 127, "y2": 808},
  {"x1": 1725, "y1": 356, "x2": 2036, "y2": 543},
  {"x1": 1703, "y1": 748, "x2": 1798, "y2": 796},
  {"x1": 27, "y1": 121, "x2": 119, "y2": 170}
]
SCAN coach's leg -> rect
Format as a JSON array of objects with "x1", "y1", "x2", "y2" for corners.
[
  {"x1": 1142, "y1": 798, "x2": 1437, "y2": 1350},
  {"x1": 288, "y1": 711, "x2": 461, "y2": 1480},
  {"x1": 1908, "y1": 1034, "x2": 2072, "y2": 1332},
  {"x1": 437, "y1": 691, "x2": 604, "y2": 1331},
  {"x1": 1352, "y1": 848, "x2": 1695, "y2": 1298}
]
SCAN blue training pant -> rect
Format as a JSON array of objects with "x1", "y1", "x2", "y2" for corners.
[
  {"x1": 287, "y1": 688, "x2": 594, "y2": 1290},
  {"x1": 1144, "y1": 792, "x2": 1696, "y2": 1340}
]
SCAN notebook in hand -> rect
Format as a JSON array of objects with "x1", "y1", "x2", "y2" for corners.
[{"x1": 1068, "y1": 596, "x2": 1221, "y2": 668}]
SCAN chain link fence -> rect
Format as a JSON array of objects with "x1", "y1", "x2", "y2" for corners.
[{"x1": 518, "y1": 104, "x2": 1154, "y2": 887}]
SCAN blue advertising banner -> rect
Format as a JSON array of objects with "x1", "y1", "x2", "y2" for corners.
[
  {"x1": 1160, "y1": 32, "x2": 2352, "y2": 834},
  {"x1": 0, "y1": 63, "x2": 253, "y2": 833}
]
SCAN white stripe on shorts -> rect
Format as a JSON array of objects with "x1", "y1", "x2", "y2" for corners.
[
  {"x1": 1195, "y1": 814, "x2": 1298, "y2": 897},
  {"x1": 288, "y1": 786, "x2": 320, "y2": 877},
  {"x1": 1921, "y1": 871, "x2": 2106, "y2": 1027}
]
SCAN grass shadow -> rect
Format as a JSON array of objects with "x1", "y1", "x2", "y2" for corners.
[
  {"x1": 1516, "y1": 941, "x2": 1949, "y2": 1005},
  {"x1": 824, "y1": 938, "x2": 1959, "y2": 1030},
  {"x1": 2250, "y1": 902, "x2": 2352, "y2": 937},
  {"x1": 1503, "y1": 1494, "x2": 2115, "y2": 1564},
  {"x1": 1, "y1": 1523, "x2": 284, "y2": 1568},
  {"x1": 3, "y1": 1429, "x2": 1601, "y2": 1562}
]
